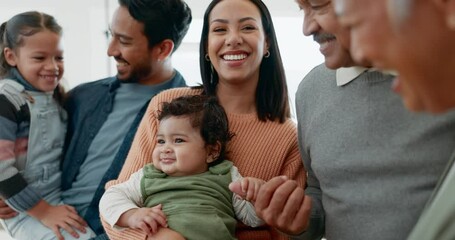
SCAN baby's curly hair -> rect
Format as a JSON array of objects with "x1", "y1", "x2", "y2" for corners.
[{"x1": 157, "y1": 95, "x2": 234, "y2": 165}]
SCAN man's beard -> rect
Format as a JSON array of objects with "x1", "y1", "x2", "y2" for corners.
[{"x1": 118, "y1": 63, "x2": 152, "y2": 83}]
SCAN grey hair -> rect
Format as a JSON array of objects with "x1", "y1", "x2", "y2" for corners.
[
  {"x1": 387, "y1": 0, "x2": 413, "y2": 27},
  {"x1": 333, "y1": 0, "x2": 346, "y2": 18}
]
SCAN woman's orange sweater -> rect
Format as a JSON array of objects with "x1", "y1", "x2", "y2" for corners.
[{"x1": 102, "y1": 87, "x2": 306, "y2": 240}]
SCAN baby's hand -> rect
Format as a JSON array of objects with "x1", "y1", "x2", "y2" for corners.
[
  {"x1": 229, "y1": 177, "x2": 265, "y2": 203},
  {"x1": 121, "y1": 204, "x2": 167, "y2": 236}
]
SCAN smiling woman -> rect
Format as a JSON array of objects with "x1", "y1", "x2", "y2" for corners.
[
  {"x1": 102, "y1": 0, "x2": 307, "y2": 239},
  {"x1": 206, "y1": 0, "x2": 269, "y2": 91}
]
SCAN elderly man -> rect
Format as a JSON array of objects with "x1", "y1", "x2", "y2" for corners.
[{"x1": 333, "y1": 0, "x2": 455, "y2": 239}]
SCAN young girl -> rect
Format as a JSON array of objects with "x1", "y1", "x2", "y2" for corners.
[
  {"x1": 100, "y1": 95, "x2": 265, "y2": 240},
  {"x1": 0, "y1": 11, "x2": 94, "y2": 240}
]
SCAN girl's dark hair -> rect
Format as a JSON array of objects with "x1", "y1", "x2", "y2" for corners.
[
  {"x1": 0, "y1": 11, "x2": 65, "y2": 105},
  {"x1": 157, "y1": 95, "x2": 234, "y2": 166},
  {"x1": 199, "y1": 0, "x2": 290, "y2": 123},
  {"x1": 118, "y1": 0, "x2": 192, "y2": 52}
]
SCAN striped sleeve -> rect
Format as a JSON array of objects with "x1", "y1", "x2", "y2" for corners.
[{"x1": 0, "y1": 95, "x2": 40, "y2": 211}]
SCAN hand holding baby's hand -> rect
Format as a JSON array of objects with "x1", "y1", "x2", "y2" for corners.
[{"x1": 229, "y1": 177, "x2": 265, "y2": 203}]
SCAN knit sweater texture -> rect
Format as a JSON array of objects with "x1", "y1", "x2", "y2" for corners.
[
  {"x1": 103, "y1": 87, "x2": 305, "y2": 240},
  {"x1": 296, "y1": 64, "x2": 455, "y2": 240}
]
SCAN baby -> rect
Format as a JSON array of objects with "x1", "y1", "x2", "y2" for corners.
[{"x1": 100, "y1": 95, "x2": 264, "y2": 240}]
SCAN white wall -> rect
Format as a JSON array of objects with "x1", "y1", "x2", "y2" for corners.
[{"x1": 0, "y1": 0, "x2": 323, "y2": 118}]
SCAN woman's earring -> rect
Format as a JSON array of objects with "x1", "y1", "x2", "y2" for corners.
[
  {"x1": 264, "y1": 50, "x2": 270, "y2": 58},
  {"x1": 205, "y1": 54, "x2": 210, "y2": 62}
]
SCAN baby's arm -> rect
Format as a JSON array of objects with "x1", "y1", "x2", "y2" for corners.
[
  {"x1": 229, "y1": 167, "x2": 265, "y2": 227},
  {"x1": 99, "y1": 168, "x2": 167, "y2": 236}
]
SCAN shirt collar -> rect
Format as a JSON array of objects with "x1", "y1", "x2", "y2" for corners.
[
  {"x1": 7, "y1": 68, "x2": 39, "y2": 91},
  {"x1": 336, "y1": 66, "x2": 368, "y2": 86}
]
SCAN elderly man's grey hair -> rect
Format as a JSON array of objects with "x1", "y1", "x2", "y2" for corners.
[
  {"x1": 388, "y1": 0, "x2": 455, "y2": 30},
  {"x1": 387, "y1": 0, "x2": 413, "y2": 28}
]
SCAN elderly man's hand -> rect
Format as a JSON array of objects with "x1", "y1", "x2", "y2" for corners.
[{"x1": 254, "y1": 176, "x2": 312, "y2": 235}]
